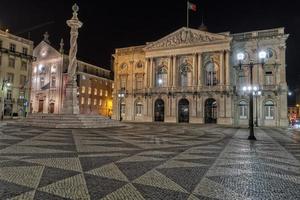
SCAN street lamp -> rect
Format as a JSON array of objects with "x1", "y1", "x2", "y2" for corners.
[
  {"x1": 236, "y1": 50, "x2": 267, "y2": 140},
  {"x1": 118, "y1": 90, "x2": 125, "y2": 121},
  {"x1": 253, "y1": 88, "x2": 262, "y2": 127}
]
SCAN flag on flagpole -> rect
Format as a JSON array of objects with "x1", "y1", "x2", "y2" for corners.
[{"x1": 187, "y1": 1, "x2": 197, "y2": 11}]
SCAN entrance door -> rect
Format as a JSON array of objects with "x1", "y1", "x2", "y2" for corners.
[
  {"x1": 205, "y1": 98, "x2": 217, "y2": 123},
  {"x1": 49, "y1": 103, "x2": 55, "y2": 113},
  {"x1": 178, "y1": 99, "x2": 189, "y2": 123},
  {"x1": 38, "y1": 100, "x2": 44, "y2": 113},
  {"x1": 154, "y1": 99, "x2": 164, "y2": 122}
]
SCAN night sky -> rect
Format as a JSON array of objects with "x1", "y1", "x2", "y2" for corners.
[{"x1": 0, "y1": 0, "x2": 299, "y2": 91}]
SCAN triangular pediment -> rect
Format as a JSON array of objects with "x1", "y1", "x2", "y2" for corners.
[
  {"x1": 33, "y1": 41, "x2": 61, "y2": 61},
  {"x1": 145, "y1": 27, "x2": 231, "y2": 51}
]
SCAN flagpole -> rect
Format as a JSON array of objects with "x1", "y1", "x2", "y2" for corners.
[{"x1": 187, "y1": 1, "x2": 189, "y2": 28}]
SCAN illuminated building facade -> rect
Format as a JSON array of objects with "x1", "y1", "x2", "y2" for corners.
[
  {"x1": 30, "y1": 38, "x2": 113, "y2": 117},
  {"x1": 112, "y1": 27, "x2": 288, "y2": 127}
]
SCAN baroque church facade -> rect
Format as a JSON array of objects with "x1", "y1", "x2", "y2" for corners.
[
  {"x1": 30, "y1": 37, "x2": 113, "y2": 116},
  {"x1": 112, "y1": 27, "x2": 289, "y2": 127}
]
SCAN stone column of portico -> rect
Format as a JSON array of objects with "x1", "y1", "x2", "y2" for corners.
[
  {"x1": 149, "y1": 58, "x2": 154, "y2": 88},
  {"x1": 190, "y1": 53, "x2": 198, "y2": 123},
  {"x1": 166, "y1": 55, "x2": 177, "y2": 123},
  {"x1": 192, "y1": 53, "x2": 198, "y2": 86},
  {"x1": 144, "y1": 58, "x2": 149, "y2": 88},
  {"x1": 218, "y1": 51, "x2": 225, "y2": 123},
  {"x1": 167, "y1": 57, "x2": 172, "y2": 118},
  {"x1": 197, "y1": 53, "x2": 204, "y2": 123},
  {"x1": 224, "y1": 50, "x2": 233, "y2": 125},
  {"x1": 279, "y1": 45, "x2": 288, "y2": 126},
  {"x1": 172, "y1": 56, "x2": 177, "y2": 87},
  {"x1": 62, "y1": 4, "x2": 82, "y2": 115}
]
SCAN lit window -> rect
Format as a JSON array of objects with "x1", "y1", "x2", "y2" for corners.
[
  {"x1": 94, "y1": 88, "x2": 97, "y2": 95},
  {"x1": 156, "y1": 66, "x2": 167, "y2": 87},
  {"x1": 9, "y1": 58, "x2": 15, "y2": 68},
  {"x1": 81, "y1": 97, "x2": 85, "y2": 104},
  {"x1": 239, "y1": 100, "x2": 248, "y2": 119},
  {"x1": 135, "y1": 102, "x2": 143, "y2": 116},
  {"x1": 99, "y1": 99, "x2": 102, "y2": 106},
  {"x1": 105, "y1": 81, "x2": 108, "y2": 86},
  {"x1": 88, "y1": 98, "x2": 91, "y2": 105},
  {"x1": 94, "y1": 99, "x2": 97, "y2": 105},
  {"x1": 81, "y1": 86, "x2": 85, "y2": 93},
  {"x1": 51, "y1": 65, "x2": 57, "y2": 73},
  {"x1": 179, "y1": 62, "x2": 192, "y2": 87},
  {"x1": 265, "y1": 100, "x2": 275, "y2": 120},
  {"x1": 88, "y1": 87, "x2": 91, "y2": 94},
  {"x1": 40, "y1": 77, "x2": 45, "y2": 88},
  {"x1": 112, "y1": 83, "x2": 114, "y2": 89},
  {"x1": 105, "y1": 90, "x2": 108, "y2": 97},
  {"x1": 51, "y1": 76, "x2": 56, "y2": 87},
  {"x1": 100, "y1": 89, "x2": 103, "y2": 96},
  {"x1": 265, "y1": 71, "x2": 273, "y2": 85}
]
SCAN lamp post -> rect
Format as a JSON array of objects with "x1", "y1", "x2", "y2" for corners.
[
  {"x1": 253, "y1": 88, "x2": 262, "y2": 127},
  {"x1": 118, "y1": 89, "x2": 125, "y2": 121},
  {"x1": 1, "y1": 80, "x2": 11, "y2": 120},
  {"x1": 236, "y1": 50, "x2": 267, "y2": 140}
]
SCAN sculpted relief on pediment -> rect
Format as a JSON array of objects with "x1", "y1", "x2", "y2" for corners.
[{"x1": 145, "y1": 28, "x2": 228, "y2": 50}]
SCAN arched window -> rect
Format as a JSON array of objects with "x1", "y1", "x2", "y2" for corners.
[
  {"x1": 156, "y1": 66, "x2": 168, "y2": 87},
  {"x1": 179, "y1": 63, "x2": 192, "y2": 87},
  {"x1": 239, "y1": 100, "x2": 248, "y2": 119},
  {"x1": 205, "y1": 61, "x2": 218, "y2": 86},
  {"x1": 265, "y1": 100, "x2": 275, "y2": 119},
  {"x1": 135, "y1": 101, "x2": 143, "y2": 116}
]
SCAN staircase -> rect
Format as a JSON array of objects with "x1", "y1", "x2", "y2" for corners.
[{"x1": 9, "y1": 114, "x2": 124, "y2": 128}]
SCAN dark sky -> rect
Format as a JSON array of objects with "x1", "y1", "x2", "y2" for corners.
[{"x1": 0, "y1": 0, "x2": 299, "y2": 91}]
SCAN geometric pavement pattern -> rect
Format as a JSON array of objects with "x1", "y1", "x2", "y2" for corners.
[{"x1": 0, "y1": 123, "x2": 299, "y2": 200}]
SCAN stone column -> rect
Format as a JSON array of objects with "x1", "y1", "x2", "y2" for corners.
[
  {"x1": 197, "y1": 53, "x2": 202, "y2": 87},
  {"x1": 219, "y1": 51, "x2": 224, "y2": 85},
  {"x1": 168, "y1": 56, "x2": 173, "y2": 87},
  {"x1": 62, "y1": 4, "x2": 83, "y2": 115},
  {"x1": 149, "y1": 58, "x2": 154, "y2": 88},
  {"x1": 192, "y1": 53, "x2": 197, "y2": 86},
  {"x1": 225, "y1": 50, "x2": 230, "y2": 86},
  {"x1": 172, "y1": 56, "x2": 177, "y2": 87},
  {"x1": 279, "y1": 45, "x2": 287, "y2": 85},
  {"x1": 144, "y1": 58, "x2": 149, "y2": 88}
]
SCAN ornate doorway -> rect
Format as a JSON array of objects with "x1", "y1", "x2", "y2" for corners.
[
  {"x1": 154, "y1": 99, "x2": 164, "y2": 122},
  {"x1": 178, "y1": 99, "x2": 189, "y2": 123},
  {"x1": 49, "y1": 103, "x2": 55, "y2": 113},
  {"x1": 38, "y1": 100, "x2": 44, "y2": 113},
  {"x1": 205, "y1": 98, "x2": 217, "y2": 123}
]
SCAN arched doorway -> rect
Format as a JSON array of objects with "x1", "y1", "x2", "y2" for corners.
[
  {"x1": 178, "y1": 99, "x2": 189, "y2": 123},
  {"x1": 49, "y1": 103, "x2": 55, "y2": 114},
  {"x1": 154, "y1": 99, "x2": 164, "y2": 122},
  {"x1": 205, "y1": 98, "x2": 217, "y2": 123}
]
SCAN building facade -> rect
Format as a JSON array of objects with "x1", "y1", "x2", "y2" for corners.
[
  {"x1": 112, "y1": 27, "x2": 289, "y2": 127},
  {"x1": 0, "y1": 29, "x2": 34, "y2": 119},
  {"x1": 30, "y1": 39, "x2": 113, "y2": 116}
]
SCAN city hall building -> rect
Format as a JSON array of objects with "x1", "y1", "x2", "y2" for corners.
[{"x1": 112, "y1": 27, "x2": 289, "y2": 127}]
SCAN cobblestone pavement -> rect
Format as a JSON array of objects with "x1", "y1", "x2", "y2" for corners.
[{"x1": 0, "y1": 123, "x2": 299, "y2": 200}]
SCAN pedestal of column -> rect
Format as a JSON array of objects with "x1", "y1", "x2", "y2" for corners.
[{"x1": 62, "y1": 79, "x2": 79, "y2": 114}]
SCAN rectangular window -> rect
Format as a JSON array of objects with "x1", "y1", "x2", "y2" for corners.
[
  {"x1": 22, "y1": 47, "x2": 28, "y2": 55},
  {"x1": 51, "y1": 76, "x2": 56, "y2": 87},
  {"x1": 81, "y1": 86, "x2": 85, "y2": 93},
  {"x1": 105, "y1": 81, "x2": 108, "y2": 86},
  {"x1": 112, "y1": 83, "x2": 114, "y2": 89},
  {"x1": 40, "y1": 77, "x2": 45, "y2": 88},
  {"x1": 10, "y1": 43, "x2": 16, "y2": 52},
  {"x1": 265, "y1": 71, "x2": 273, "y2": 85},
  {"x1": 0, "y1": 40, "x2": 2, "y2": 48},
  {"x1": 100, "y1": 89, "x2": 103, "y2": 96},
  {"x1": 81, "y1": 97, "x2": 85, "y2": 104},
  {"x1": 93, "y1": 99, "x2": 97, "y2": 105},
  {"x1": 9, "y1": 57, "x2": 15, "y2": 68},
  {"x1": 120, "y1": 76, "x2": 126, "y2": 89},
  {"x1": 136, "y1": 103, "x2": 143, "y2": 116},
  {"x1": 94, "y1": 88, "x2": 97, "y2": 95},
  {"x1": 7, "y1": 90, "x2": 12, "y2": 99},
  {"x1": 19, "y1": 75, "x2": 27, "y2": 86},
  {"x1": 136, "y1": 76, "x2": 143, "y2": 89},
  {"x1": 7, "y1": 73, "x2": 14, "y2": 84},
  {"x1": 99, "y1": 99, "x2": 102, "y2": 106},
  {"x1": 121, "y1": 104, "x2": 125, "y2": 114},
  {"x1": 21, "y1": 60, "x2": 27, "y2": 71},
  {"x1": 88, "y1": 87, "x2": 91, "y2": 94},
  {"x1": 105, "y1": 90, "x2": 108, "y2": 97},
  {"x1": 88, "y1": 98, "x2": 91, "y2": 105}
]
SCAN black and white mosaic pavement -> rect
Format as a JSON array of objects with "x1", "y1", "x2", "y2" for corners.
[{"x1": 0, "y1": 123, "x2": 299, "y2": 200}]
